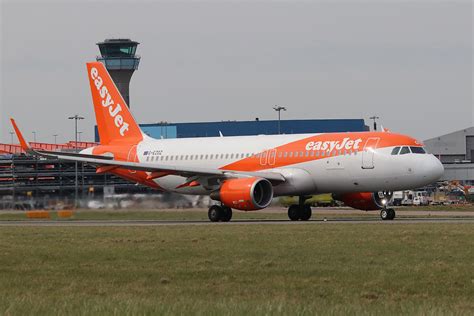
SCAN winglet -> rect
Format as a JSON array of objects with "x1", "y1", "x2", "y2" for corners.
[{"x1": 10, "y1": 118, "x2": 33, "y2": 153}]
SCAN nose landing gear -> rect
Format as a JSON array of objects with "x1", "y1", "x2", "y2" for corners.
[
  {"x1": 287, "y1": 196, "x2": 312, "y2": 221},
  {"x1": 380, "y1": 207, "x2": 396, "y2": 220}
]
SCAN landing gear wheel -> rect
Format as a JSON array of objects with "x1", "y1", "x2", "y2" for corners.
[
  {"x1": 288, "y1": 205, "x2": 300, "y2": 221},
  {"x1": 380, "y1": 208, "x2": 391, "y2": 221},
  {"x1": 208, "y1": 205, "x2": 222, "y2": 222},
  {"x1": 300, "y1": 205, "x2": 312, "y2": 221},
  {"x1": 221, "y1": 206, "x2": 233, "y2": 222},
  {"x1": 387, "y1": 208, "x2": 396, "y2": 220}
]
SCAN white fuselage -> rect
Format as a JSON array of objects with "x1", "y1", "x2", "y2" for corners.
[{"x1": 128, "y1": 132, "x2": 443, "y2": 196}]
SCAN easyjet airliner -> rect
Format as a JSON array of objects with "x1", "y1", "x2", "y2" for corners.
[{"x1": 11, "y1": 62, "x2": 444, "y2": 221}]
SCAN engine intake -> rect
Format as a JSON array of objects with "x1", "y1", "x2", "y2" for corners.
[
  {"x1": 210, "y1": 177, "x2": 273, "y2": 211},
  {"x1": 333, "y1": 191, "x2": 393, "y2": 210}
]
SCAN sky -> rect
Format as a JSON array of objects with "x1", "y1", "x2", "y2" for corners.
[{"x1": 1, "y1": 0, "x2": 472, "y2": 144}]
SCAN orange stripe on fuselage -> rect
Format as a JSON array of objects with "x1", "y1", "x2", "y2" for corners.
[{"x1": 221, "y1": 132, "x2": 421, "y2": 172}]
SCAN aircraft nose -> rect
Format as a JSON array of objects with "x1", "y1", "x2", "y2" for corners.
[{"x1": 420, "y1": 155, "x2": 444, "y2": 183}]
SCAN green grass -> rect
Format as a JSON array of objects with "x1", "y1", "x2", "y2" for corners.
[{"x1": 0, "y1": 224, "x2": 473, "y2": 315}]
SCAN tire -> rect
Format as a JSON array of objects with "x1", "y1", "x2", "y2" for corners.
[
  {"x1": 387, "y1": 208, "x2": 396, "y2": 220},
  {"x1": 300, "y1": 205, "x2": 312, "y2": 221},
  {"x1": 208, "y1": 205, "x2": 222, "y2": 222},
  {"x1": 221, "y1": 206, "x2": 232, "y2": 222},
  {"x1": 288, "y1": 204, "x2": 300, "y2": 221},
  {"x1": 380, "y1": 209, "x2": 389, "y2": 220}
]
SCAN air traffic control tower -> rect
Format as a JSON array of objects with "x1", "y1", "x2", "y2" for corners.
[{"x1": 96, "y1": 39, "x2": 140, "y2": 107}]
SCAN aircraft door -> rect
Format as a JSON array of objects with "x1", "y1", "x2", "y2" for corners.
[
  {"x1": 361, "y1": 138, "x2": 380, "y2": 169},
  {"x1": 259, "y1": 151, "x2": 268, "y2": 166},
  {"x1": 268, "y1": 149, "x2": 277, "y2": 166}
]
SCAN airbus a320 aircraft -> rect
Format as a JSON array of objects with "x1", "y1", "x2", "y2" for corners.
[{"x1": 11, "y1": 62, "x2": 444, "y2": 222}]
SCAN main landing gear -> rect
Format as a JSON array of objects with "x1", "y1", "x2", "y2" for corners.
[
  {"x1": 380, "y1": 208, "x2": 396, "y2": 220},
  {"x1": 208, "y1": 205, "x2": 232, "y2": 222},
  {"x1": 287, "y1": 196, "x2": 312, "y2": 221}
]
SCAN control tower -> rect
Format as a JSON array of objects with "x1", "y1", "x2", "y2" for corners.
[{"x1": 96, "y1": 39, "x2": 140, "y2": 107}]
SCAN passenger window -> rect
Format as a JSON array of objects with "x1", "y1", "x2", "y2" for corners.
[
  {"x1": 391, "y1": 147, "x2": 401, "y2": 155},
  {"x1": 399, "y1": 146, "x2": 411, "y2": 155},
  {"x1": 289, "y1": 152, "x2": 293, "y2": 158},
  {"x1": 410, "y1": 147, "x2": 426, "y2": 154}
]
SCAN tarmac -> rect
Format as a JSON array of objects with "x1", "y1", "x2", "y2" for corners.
[{"x1": 0, "y1": 217, "x2": 473, "y2": 226}]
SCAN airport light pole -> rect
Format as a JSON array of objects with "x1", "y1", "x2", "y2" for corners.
[
  {"x1": 273, "y1": 106, "x2": 287, "y2": 135},
  {"x1": 369, "y1": 115, "x2": 380, "y2": 131},
  {"x1": 53, "y1": 134, "x2": 58, "y2": 145},
  {"x1": 32, "y1": 131, "x2": 37, "y2": 143},
  {"x1": 68, "y1": 115, "x2": 84, "y2": 209}
]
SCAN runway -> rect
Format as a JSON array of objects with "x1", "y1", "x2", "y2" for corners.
[{"x1": 1, "y1": 217, "x2": 473, "y2": 227}]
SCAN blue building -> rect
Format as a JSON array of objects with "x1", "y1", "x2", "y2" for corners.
[{"x1": 95, "y1": 119, "x2": 369, "y2": 141}]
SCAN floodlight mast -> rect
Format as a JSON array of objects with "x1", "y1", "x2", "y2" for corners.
[
  {"x1": 68, "y1": 114, "x2": 84, "y2": 209},
  {"x1": 273, "y1": 106, "x2": 287, "y2": 135}
]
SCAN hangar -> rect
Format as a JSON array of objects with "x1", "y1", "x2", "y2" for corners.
[{"x1": 424, "y1": 127, "x2": 474, "y2": 184}]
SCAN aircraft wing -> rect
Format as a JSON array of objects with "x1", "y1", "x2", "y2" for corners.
[{"x1": 10, "y1": 119, "x2": 286, "y2": 183}]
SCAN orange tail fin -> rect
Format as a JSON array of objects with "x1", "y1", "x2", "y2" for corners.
[{"x1": 86, "y1": 62, "x2": 143, "y2": 145}]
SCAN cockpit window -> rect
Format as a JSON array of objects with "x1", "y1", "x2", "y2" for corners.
[
  {"x1": 399, "y1": 146, "x2": 411, "y2": 155},
  {"x1": 391, "y1": 147, "x2": 401, "y2": 155},
  {"x1": 410, "y1": 146, "x2": 426, "y2": 154}
]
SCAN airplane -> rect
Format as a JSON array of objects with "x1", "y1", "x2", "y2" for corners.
[{"x1": 10, "y1": 62, "x2": 444, "y2": 222}]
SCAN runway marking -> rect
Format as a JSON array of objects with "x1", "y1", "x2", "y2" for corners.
[{"x1": 0, "y1": 218, "x2": 473, "y2": 227}]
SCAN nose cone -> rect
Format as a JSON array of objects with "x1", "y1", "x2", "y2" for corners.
[{"x1": 420, "y1": 155, "x2": 444, "y2": 184}]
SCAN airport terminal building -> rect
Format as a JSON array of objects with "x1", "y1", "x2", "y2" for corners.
[{"x1": 95, "y1": 119, "x2": 369, "y2": 141}]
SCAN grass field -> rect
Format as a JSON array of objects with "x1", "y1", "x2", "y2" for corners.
[{"x1": 0, "y1": 223, "x2": 473, "y2": 315}]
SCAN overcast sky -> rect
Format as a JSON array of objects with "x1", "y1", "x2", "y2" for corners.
[{"x1": 1, "y1": 0, "x2": 472, "y2": 144}]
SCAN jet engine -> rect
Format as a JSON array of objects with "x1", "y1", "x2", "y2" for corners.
[
  {"x1": 333, "y1": 191, "x2": 393, "y2": 210},
  {"x1": 210, "y1": 177, "x2": 273, "y2": 211}
]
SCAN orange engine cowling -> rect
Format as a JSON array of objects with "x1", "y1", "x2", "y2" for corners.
[
  {"x1": 210, "y1": 177, "x2": 273, "y2": 211},
  {"x1": 333, "y1": 192, "x2": 393, "y2": 210}
]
